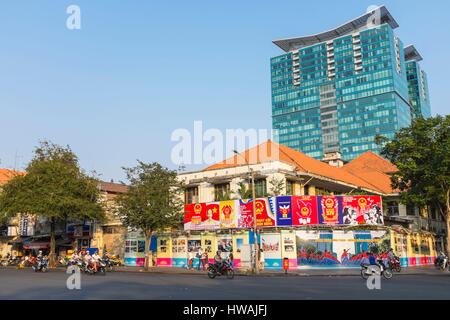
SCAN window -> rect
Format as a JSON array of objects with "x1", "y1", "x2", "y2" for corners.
[
  {"x1": 254, "y1": 179, "x2": 267, "y2": 198},
  {"x1": 103, "y1": 226, "x2": 120, "y2": 234},
  {"x1": 214, "y1": 183, "x2": 230, "y2": 201},
  {"x1": 406, "y1": 205, "x2": 416, "y2": 216},
  {"x1": 286, "y1": 180, "x2": 295, "y2": 196},
  {"x1": 303, "y1": 185, "x2": 309, "y2": 195},
  {"x1": 184, "y1": 187, "x2": 199, "y2": 204},
  {"x1": 386, "y1": 201, "x2": 399, "y2": 216}
]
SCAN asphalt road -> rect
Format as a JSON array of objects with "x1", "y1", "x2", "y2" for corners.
[{"x1": 1, "y1": 268, "x2": 450, "y2": 300}]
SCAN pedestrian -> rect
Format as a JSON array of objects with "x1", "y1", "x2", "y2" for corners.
[
  {"x1": 200, "y1": 252, "x2": 207, "y2": 270},
  {"x1": 196, "y1": 247, "x2": 203, "y2": 270},
  {"x1": 187, "y1": 250, "x2": 194, "y2": 270},
  {"x1": 228, "y1": 252, "x2": 234, "y2": 268}
]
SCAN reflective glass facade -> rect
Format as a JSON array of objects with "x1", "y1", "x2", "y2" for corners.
[
  {"x1": 406, "y1": 61, "x2": 431, "y2": 119},
  {"x1": 272, "y1": 23, "x2": 431, "y2": 161}
]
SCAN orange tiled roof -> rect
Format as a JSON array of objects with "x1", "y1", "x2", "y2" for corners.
[
  {"x1": 341, "y1": 151, "x2": 398, "y2": 194},
  {"x1": 0, "y1": 169, "x2": 24, "y2": 185},
  {"x1": 99, "y1": 181, "x2": 128, "y2": 194},
  {"x1": 202, "y1": 141, "x2": 397, "y2": 194}
]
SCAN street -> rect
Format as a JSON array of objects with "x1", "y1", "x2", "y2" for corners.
[{"x1": 1, "y1": 268, "x2": 450, "y2": 300}]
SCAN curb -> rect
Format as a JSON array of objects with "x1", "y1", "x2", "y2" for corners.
[{"x1": 1, "y1": 266, "x2": 447, "y2": 278}]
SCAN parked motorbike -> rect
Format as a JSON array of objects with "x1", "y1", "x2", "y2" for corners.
[
  {"x1": 207, "y1": 260, "x2": 234, "y2": 279},
  {"x1": 32, "y1": 256, "x2": 48, "y2": 273},
  {"x1": 361, "y1": 259, "x2": 393, "y2": 279}
]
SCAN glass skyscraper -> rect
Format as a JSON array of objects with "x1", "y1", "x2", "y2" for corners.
[{"x1": 271, "y1": 6, "x2": 431, "y2": 161}]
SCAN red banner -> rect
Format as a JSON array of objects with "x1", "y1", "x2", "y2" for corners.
[
  {"x1": 184, "y1": 202, "x2": 220, "y2": 230},
  {"x1": 255, "y1": 198, "x2": 276, "y2": 227},
  {"x1": 292, "y1": 196, "x2": 319, "y2": 225},
  {"x1": 238, "y1": 199, "x2": 254, "y2": 228},
  {"x1": 341, "y1": 195, "x2": 383, "y2": 225}
]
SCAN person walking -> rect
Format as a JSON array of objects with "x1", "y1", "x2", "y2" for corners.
[
  {"x1": 187, "y1": 250, "x2": 194, "y2": 270},
  {"x1": 196, "y1": 247, "x2": 203, "y2": 270},
  {"x1": 228, "y1": 252, "x2": 234, "y2": 268}
]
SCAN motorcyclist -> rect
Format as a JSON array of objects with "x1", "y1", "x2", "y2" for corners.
[
  {"x1": 91, "y1": 251, "x2": 101, "y2": 272},
  {"x1": 387, "y1": 248, "x2": 396, "y2": 259},
  {"x1": 83, "y1": 251, "x2": 92, "y2": 269},
  {"x1": 214, "y1": 251, "x2": 223, "y2": 273}
]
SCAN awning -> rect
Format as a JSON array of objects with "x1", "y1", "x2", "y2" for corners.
[{"x1": 23, "y1": 242, "x2": 50, "y2": 250}]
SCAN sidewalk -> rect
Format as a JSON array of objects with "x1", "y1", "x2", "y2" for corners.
[{"x1": 112, "y1": 265, "x2": 446, "y2": 277}]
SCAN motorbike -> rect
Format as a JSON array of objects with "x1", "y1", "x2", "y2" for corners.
[
  {"x1": 207, "y1": 260, "x2": 234, "y2": 279},
  {"x1": 32, "y1": 256, "x2": 48, "y2": 272},
  {"x1": 361, "y1": 259, "x2": 393, "y2": 279},
  {"x1": 435, "y1": 252, "x2": 449, "y2": 271},
  {"x1": 85, "y1": 259, "x2": 106, "y2": 275},
  {"x1": 102, "y1": 256, "x2": 114, "y2": 272},
  {"x1": 388, "y1": 257, "x2": 401, "y2": 272}
]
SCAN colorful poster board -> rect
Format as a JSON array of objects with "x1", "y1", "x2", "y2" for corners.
[
  {"x1": 255, "y1": 198, "x2": 277, "y2": 227},
  {"x1": 292, "y1": 196, "x2": 319, "y2": 226},
  {"x1": 260, "y1": 233, "x2": 282, "y2": 269},
  {"x1": 318, "y1": 196, "x2": 343, "y2": 225},
  {"x1": 184, "y1": 202, "x2": 220, "y2": 231},
  {"x1": 275, "y1": 196, "x2": 292, "y2": 226},
  {"x1": 237, "y1": 199, "x2": 254, "y2": 228},
  {"x1": 219, "y1": 200, "x2": 238, "y2": 229},
  {"x1": 341, "y1": 196, "x2": 383, "y2": 225},
  {"x1": 184, "y1": 195, "x2": 383, "y2": 230}
]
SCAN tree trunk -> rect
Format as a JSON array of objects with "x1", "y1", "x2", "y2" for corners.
[
  {"x1": 49, "y1": 218, "x2": 56, "y2": 268},
  {"x1": 144, "y1": 230, "x2": 153, "y2": 271},
  {"x1": 447, "y1": 216, "x2": 450, "y2": 258}
]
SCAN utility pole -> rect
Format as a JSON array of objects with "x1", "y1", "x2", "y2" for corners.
[{"x1": 233, "y1": 150, "x2": 259, "y2": 274}]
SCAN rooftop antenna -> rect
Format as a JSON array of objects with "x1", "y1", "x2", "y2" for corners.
[{"x1": 13, "y1": 151, "x2": 23, "y2": 171}]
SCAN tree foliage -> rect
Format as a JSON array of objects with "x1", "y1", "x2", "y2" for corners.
[
  {"x1": 0, "y1": 141, "x2": 104, "y2": 266},
  {"x1": 378, "y1": 115, "x2": 450, "y2": 252},
  {"x1": 115, "y1": 161, "x2": 184, "y2": 269}
]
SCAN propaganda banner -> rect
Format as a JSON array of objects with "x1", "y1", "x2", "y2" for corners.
[
  {"x1": 341, "y1": 195, "x2": 383, "y2": 225},
  {"x1": 292, "y1": 196, "x2": 319, "y2": 226},
  {"x1": 219, "y1": 200, "x2": 238, "y2": 229},
  {"x1": 318, "y1": 196, "x2": 343, "y2": 225},
  {"x1": 275, "y1": 196, "x2": 292, "y2": 226},
  {"x1": 237, "y1": 199, "x2": 254, "y2": 228},
  {"x1": 255, "y1": 197, "x2": 277, "y2": 228},
  {"x1": 183, "y1": 202, "x2": 220, "y2": 231}
]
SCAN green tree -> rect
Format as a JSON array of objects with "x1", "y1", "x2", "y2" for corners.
[
  {"x1": 268, "y1": 177, "x2": 286, "y2": 196},
  {"x1": 234, "y1": 181, "x2": 252, "y2": 200},
  {"x1": 215, "y1": 190, "x2": 233, "y2": 201},
  {"x1": 377, "y1": 115, "x2": 450, "y2": 255},
  {"x1": 0, "y1": 141, "x2": 104, "y2": 267},
  {"x1": 115, "y1": 162, "x2": 184, "y2": 270}
]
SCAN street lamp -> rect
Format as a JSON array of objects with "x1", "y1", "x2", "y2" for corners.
[{"x1": 233, "y1": 150, "x2": 259, "y2": 274}]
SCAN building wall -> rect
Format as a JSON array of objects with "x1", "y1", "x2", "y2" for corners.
[{"x1": 150, "y1": 228, "x2": 436, "y2": 270}]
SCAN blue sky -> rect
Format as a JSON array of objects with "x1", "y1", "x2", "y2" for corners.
[{"x1": 1, "y1": 0, "x2": 449, "y2": 181}]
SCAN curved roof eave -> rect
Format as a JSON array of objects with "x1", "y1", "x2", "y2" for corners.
[{"x1": 273, "y1": 5, "x2": 399, "y2": 52}]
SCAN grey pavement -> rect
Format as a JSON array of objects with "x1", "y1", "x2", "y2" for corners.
[{"x1": 1, "y1": 267, "x2": 449, "y2": 300}]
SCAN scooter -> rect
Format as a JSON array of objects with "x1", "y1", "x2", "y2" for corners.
[
  {"x1": 361, "y1": 259, "x2": 393, "y2": 279},
  {"x1": 435, "y1": 252, "x2": 449, "y2": 271},
  {"x1": 32, "y1": 256, "x2": 48, "y2": 273},
  {"x1": 388, "y1": 257, "x2": 401, "y2": 272},
  {"x1": 207, "y1": 260, "x2": 234, "y2": 279}
]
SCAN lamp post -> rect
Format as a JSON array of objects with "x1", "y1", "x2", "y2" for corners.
[{"x1": 233, "y1": 150, "x2": 259, "y2": 274}]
